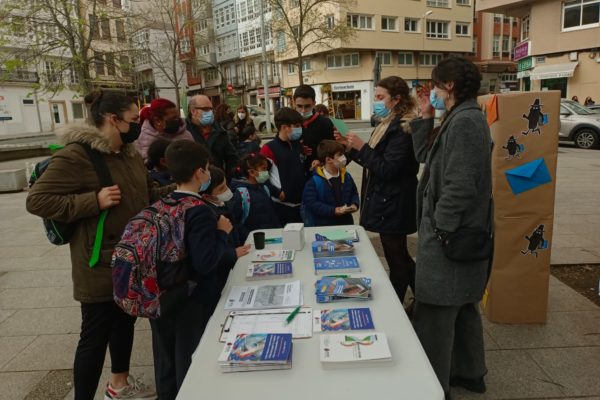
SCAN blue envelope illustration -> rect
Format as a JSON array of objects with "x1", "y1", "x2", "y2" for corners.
[{"x1": 505, "y1": 158, "x2": 552, "y2": 195}]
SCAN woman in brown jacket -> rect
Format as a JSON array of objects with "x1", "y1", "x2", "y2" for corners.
[{"x1": 26, "y1": 91, "x2": 164, "y2": 400}]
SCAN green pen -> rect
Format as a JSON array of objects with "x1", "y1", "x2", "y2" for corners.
[{"x1": 285, "y1": 306, "x2": 302, "y2": 325}]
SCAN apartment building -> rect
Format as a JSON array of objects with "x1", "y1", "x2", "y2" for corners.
[
  {"x1": 277, "y1": 0, "x2": 474, "y2": 120},
  {"x1": 477, "y1": 0, "x2": 600, "y2": 98},
  {"x1": 214, "y1": 0, "x2": 243, "y2": 109},
  {"x1": 469, "y1": 11, "x2": 520, "y2": 93}
]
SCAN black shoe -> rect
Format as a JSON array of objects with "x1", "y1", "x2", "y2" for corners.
[{"x1": 449, "y1": 376, "x2": 486, "y2": 393}]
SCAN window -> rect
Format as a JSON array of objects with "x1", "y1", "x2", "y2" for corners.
[
  {"x1": 398, "y1": 52, "x2": 414, "y2": 65},
  {"x1": 277, "y1": 31, "x2": 285, "y2": 51},
  {"x1": 326, "y1": 15, "x2": 335, "y2": 29},
  {"x1": 11, "y1": 16, "x2": 25, "y2": 35},
  {"x1": 456, "y1": 0, "x2": 470, "y2": 5},
  {"x1": 419, "y1": 53, "x2": 443, "y2": 66},
  {"x1": 502, "y1": 36, "x2": 509, "y2": 52},
  {"x1": 199, "y1": 44, "x2": 210, "y2": 55},
  {"x1": 326, "y1": 52, "x2": 360, "y2": 68},
  {"x1": 347, "y1": 14, "x2": 374, "y2": 30},
  {"x1": 273, "y1": 63, "x2": 280, "y2": 78},
  {"x1": 563, "y1": 0, "x2": 599, "y2": 30},
  {"x1": 427, "y1": 0, "x2": 449, "y2": 7},
  {"x1": 455, "y1": 22, "x2": 469, "y2": 36},
  {"x1": 381, "y1": 16, "x2": 397, "y2": 31},
  {"x1": 521, "y1": 15, "x2": 530, "y2": 40},
  {"x1": 101, "y1": 17, "x2": 111, "y2": 40},
  {"x1": 302, "y1": 59, "x2": 311, "y2": 72},
  {"x1": 404, "y1": 18, "x2": 419, "y2": 32},
  {"x1": 69, "y1": 66, "x2": 79, "y2": 84},
  {"x1": 249, "y1": 64, "x2": 255, "y2": 79},
  {"x1": 472, "y1": 37, "x2": 477, "y2": 54},
  {"x1": 89, "y1": 15, "x2": 100, "y2": 39},
  {"x1": 120, "y1": 55, "x2": 130, "y2": 77},
  {"x1": 492, "y1": 35, "x2": 500, "y2": 56},
  {"x1": 94, "y1": 52, "x2": 105, "y2": 76},
  {"x1": 45, "y1": 61, "x2": 59, "y2": 84},
  {"x1": 426, "y1": 21, "x2": 450, "y2": 39},
  {"x1": 112, "y1": 0, "x2": 121, "y2": 7},
  {"x1": 376, "y1": 51, "x2": 392, "y2": 66},
  {"x1": 180, "y1": 37, "x2": 190, "y2": 53},
  {"x1": 72, "y1": 103, "x2": 85, "y2": 119},
  {"x1": 288, "y1": 63, "x2": 296, "y2": 74},
  {"x1": 115, "y1": 20, "x2": 125, "y2": 42},
  {"x1": 106, "y1": 53, "x2": 115, "y2": 75},
  {"x1": 195, "y1": 19, "x2": 208, "y2": 32}
]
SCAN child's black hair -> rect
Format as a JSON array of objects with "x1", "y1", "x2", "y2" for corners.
[
  {"x1": 239, "y1": 124, "x2": 257, "y2": 142},
  {"x1": 317, "y1": 139, "x2": 346, "y2": 163},
  {"x1": 239, "y1": 152, "x2": 268, "y2": 178},
  {"x1": 201, "y1": 166, "x2": 226, "y2": 194},
  {"x1": 166, "y1": 141, "x2": 211, "y2": 184},
  {"x1": 274, "y1": 107, "x2": 303, "y2": 131},
  {"x1": 146, "y1": 138, "x2": 171, "y2": 170}
]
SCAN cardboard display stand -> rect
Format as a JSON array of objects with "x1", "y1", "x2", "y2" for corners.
[{"x1": 479, "y1": 91, "x2": 561, "y2": 324}]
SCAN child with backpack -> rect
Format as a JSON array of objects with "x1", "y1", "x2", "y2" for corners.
[
  {"x1": 260, "y1": 107, "x2": 310, "y2": 225},
  {"x1": 230, "y1": 153, "x2": 281, "y2": 242},
  {"x1": 237, "y1": 124, "x2": 261, "y2": 159},
  {"x1": 200, "y1": 166, "x2": 251, "y2": 295},
  {"x1": 115, "y1": 140, "x2": 232, "y2": 400},
  {"x1": 146, "y1": 138, "x2": 174, "y2": 186},
  {"x1": 302, "y1": 140, "x2": 360, "y2": 227}
]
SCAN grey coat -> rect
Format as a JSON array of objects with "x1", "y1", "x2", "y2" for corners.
[{"x1": 409, "y1": 100, "x2": 492, "y2": 306}]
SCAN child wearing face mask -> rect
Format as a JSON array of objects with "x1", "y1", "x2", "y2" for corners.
[
  {"x1": 301, "y1": 140, "x2": 359, "y2": 227},
  {"x1": 200, "y1": 166, "x2": 251, "y2": 296},
  {"x1": 260, "y1": 107, "x2": 310, "y2": 225},
  {"x1": 230, "y1": 153, "x2": 282, "y2": 242}
]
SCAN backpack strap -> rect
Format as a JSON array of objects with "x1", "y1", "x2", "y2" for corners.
[
  {"x1": 236, "y1": 187, "x2": 251, "y2": 224},
  {"x1": 312, "y1": 175, "x2": 326, "y2": 202}
]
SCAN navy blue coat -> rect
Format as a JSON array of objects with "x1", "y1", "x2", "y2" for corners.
[
  {"x1": 348, "y1": 116, "x2": 419, "y2": 235},
  {"x1": 301, "y1": 167, "x2": 359, "y2": 227}
]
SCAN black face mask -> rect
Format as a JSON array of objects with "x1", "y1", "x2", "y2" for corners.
[
  {"x1": 164, "y1": 119, "x2": 181, "y2": 135},
  {"x1": 120, "y1": 121, "x2": 142, "y2": 144}
]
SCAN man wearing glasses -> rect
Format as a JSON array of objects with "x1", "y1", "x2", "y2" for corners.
[{"x1": 186, "y1": 95, "x2": 238, "y2": 177}]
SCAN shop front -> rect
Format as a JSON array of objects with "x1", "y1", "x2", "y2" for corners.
[
  {"x1": 331, "y1": 81, "x2": 372, "y2": 121},
  {"x1": 257, "y1": 86, "x2": 281, "y2": 112}
]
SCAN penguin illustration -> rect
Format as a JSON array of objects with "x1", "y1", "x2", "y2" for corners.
[
  {"x1": 521, "y1": 224, "x2": 547, "y2": 257},
  {"x1": 522, "y1": 99, "x2": 543, "y2": 136},
  {"x1": 502, "y1": 135, "x2": 523, "y2": 160}
]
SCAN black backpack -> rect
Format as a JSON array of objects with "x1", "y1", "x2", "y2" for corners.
[{"x1": 29, "y1": 143, "x2": 113, "y2": 246}]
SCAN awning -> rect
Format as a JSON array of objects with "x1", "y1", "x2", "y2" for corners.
[
  {"x1": 529, "y1": 62, "x2": 578, "y2": 81},
  {"x1": 517, "y1": 70, "x2": 531, "y2": 79}
]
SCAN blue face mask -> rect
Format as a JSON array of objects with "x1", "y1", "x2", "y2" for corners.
[
  {"x1": 373, "y1": 101, "x2": 390, "y2": 118},
  {"x1": 200, "y1": 110, "x2": 214, "y2": 125},
  {"x1": 290, "y1": 127, "x2": 303, "y2": 141},
  {"x1": 430, "y1": 90, "x2": 447, "y2": 111},
  {"x1": 300, "y1": 110, "x2": 313, "y2": 120},
  {"x1": 199, "y1": 172, "x2": 211, "y2": 192}
]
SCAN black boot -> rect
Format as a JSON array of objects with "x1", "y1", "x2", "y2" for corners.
[{"x1": 449, "y1": 376, "x2": 486, "y2": 393}]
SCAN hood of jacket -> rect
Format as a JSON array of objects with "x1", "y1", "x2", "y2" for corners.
[
  {"x1": 57, "y1": 122, "x2": 137, "y2": 158},
  {"x1": 141, "y1": 118, "x2": 188, "y2": 138},
  {"x1": 314, "y1": 166, "x2": 347, "y2": 184}
]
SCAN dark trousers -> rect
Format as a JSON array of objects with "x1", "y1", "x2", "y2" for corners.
[
  {"x1": 412, "y1": 302, "x2": 487, "y2": 394},
  {"x1": 150, "y1": 289, "x2": 213, "y2": 400},
  {"x1": 273, "y1": 202, "x2": 302, "y2": 226},
  {"x1": 379, "y1": 233, "x2": 415, "y2": 303},
  {"x1": 74, "y1": 301, "x2": 136, "y2": 400}
]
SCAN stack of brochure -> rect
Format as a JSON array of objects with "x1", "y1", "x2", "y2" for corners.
[
  {"x1": 319, "y1": 332, "x2": 391, "y2": 365},
  {"x1": 313, "y1": 256, "x2": 360, "y2": 275},
  {"x1": 315, "y1": 228, "x2": 359, "y2": 242},
  {"x1": 218, "y1": 333, "x2": 293, "y2": 372},
  {"x1": 312, "y1": 240, "x2": 355, "y2": 258},
  {"x1": 252, "y1": 250, "x2": 295, "y2": 263},
  {"x1": 313, "y1": 308, "x2": 374, "y2": 332},
  {"x1": 246, "y1": 262, "x2": 293, "y2": 280},
  {"x1": 315, "y1": 276, "x2": 372, "y2": 303}
]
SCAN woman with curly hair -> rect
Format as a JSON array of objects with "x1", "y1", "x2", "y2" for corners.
[{"x1": 409, "y1": 57, "x2": 492, "y2": 399}]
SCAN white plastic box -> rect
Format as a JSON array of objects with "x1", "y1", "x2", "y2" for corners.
[{"x1": 282, "y1": 223, "x2": 305, "y2": 251}]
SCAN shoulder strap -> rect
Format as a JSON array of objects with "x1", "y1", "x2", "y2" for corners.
[
  {"x1": 71, "y1": 142, "x2": 113, "y2": 187},
  {"x1": 312, "y1": 175, "x2": 326, "y2": 201},
  {"x1": 236, "y1": 187, "x2": 251, "y2": 224}
]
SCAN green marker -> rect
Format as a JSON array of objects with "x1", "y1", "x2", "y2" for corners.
[{"x1": 285, "y1": 306, "x2": 301, "y2": 325}]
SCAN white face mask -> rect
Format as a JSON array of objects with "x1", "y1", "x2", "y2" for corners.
[
  {"x1": 334, "y1": 155, "x2": 347, "y2": 168},
  {"x1": 238, "y1": 112, "x2": 246, "y2": 120},
  {"x1": 216, "y1": 188, "x2": 233, "y2": 203}
]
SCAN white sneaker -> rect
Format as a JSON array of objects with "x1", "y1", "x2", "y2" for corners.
[{"x1": 103, "y1": 375, "x2": 156, "y2": 400}]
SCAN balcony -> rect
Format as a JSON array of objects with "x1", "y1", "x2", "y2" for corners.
[{"x1": 0, "y1": 69, "x2": 38, "y2": 84}]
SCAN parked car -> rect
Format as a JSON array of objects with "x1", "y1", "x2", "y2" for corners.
[
  {"x1": 587, "y1": 104, "x2": 600, "y2": 113},
  {"x1": 246, "y1": 105, "x2": 276, "y2": 137},
  {"x1": 559, "y1": 100, "x2": 600, "y2": 149}
]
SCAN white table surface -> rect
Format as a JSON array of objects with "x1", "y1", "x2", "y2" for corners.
[{"x1": 177, "y1": 226, "x2": 444, "y2": 400}]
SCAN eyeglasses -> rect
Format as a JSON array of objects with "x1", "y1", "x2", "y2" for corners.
[{"x1": 194, "y1": 106, "x2": 213, "y2": 112}]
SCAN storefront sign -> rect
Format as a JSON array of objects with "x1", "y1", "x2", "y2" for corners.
[
  {"x1": 518, "y1": 57, "x2": 534, "y2": 72},
  {"x1": 0, "y1": 96, "x2": 12, "y2": 121},
  {"x1": 514, "y1": 41, "x2": 530, "y2": 61},
  {"x1": 258, "y1": 86, "x2": 281, "y2": 96},
  {"x1": 332, "y1": 83, "x2": 357, "y2": 92}
]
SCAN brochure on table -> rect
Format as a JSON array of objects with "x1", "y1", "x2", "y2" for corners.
[
  {"x1": 219, "y1": 308, "x2": 313, "y2": 342},
  {"x1": 224, "y1": 280, "x2": 304, "y2": 310}
]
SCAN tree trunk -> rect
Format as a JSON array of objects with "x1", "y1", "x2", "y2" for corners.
[{"x1": 297, "y1": 53, "x2": 303, "y2": 86}]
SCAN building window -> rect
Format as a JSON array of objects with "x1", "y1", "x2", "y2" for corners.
[
  {"x1": 302, "y1": 59, "x2": 311, "y2": 72},
  {"x1": 472, "y1": 37, "x2": 477, "y2": 54},
  {"x1": 419, "y1": 53, "x2": 443, "y2": 66},
  {"x1": 326, "y1": 15, "x2": 335, "y2": 29},
  {"x1": 381, "y1": 16, "x2": 397, "y2": 31},
  {"x1": 89, "y1": 15, "x2": 100, "y2": 39},
  {"x1": 94, "y1": 52, "x2": 105, "y2": 76},
  {"x1": 106, "y1": 53, "x2": 115, "y2": 75},
  {"x1": 277, "y1": 31, "x2": 286, "y2": 51},
  {"x1": 101, "y1": 17, "x2": 111, "y2": 40},
  {"x1": 502, "y1": 36, "x2": 509, "y2": 53},
  {"x1": 249, "y1": 63, "x2": 256, "y2": 79},
  {"x1": 288, "y1": 63, "x2": 296, "y2": 74},
  {"x1": 563, "y1": 0, "x2": 600, "y2": 30},
  {"x1": 112, "y1": 0, "x2": 121, "y2": 7},
  {"x1": 45, "y1": 61, "x2": 59, "y2": 84},
  {"x1": 398, "y1": 52, "x2": 414, "y2": 65},
  {"x1": 426, "y1": 0, "x2": 449, "y2": 8},
  {"x1": 521, "y1": 15, "x2": 530, "y2": 40},
  {"x1": 455, "y1": 22, "x2": 469, "y2": 36},
  {"x1": 180, "y1": 37, "x2": 190, "y2": 53},
  {"x1": 326, "y1": 53, "x2": 360, "y2": 68},
  {"x1": 195, "y1": 19, "x2": 208, "y2": 32},
  {"x1": 120, "y1": 55, "x2": 130, "y2": 77},
  {"x1": 456, "y1": 0, "x2": 470, "y2": 5},
  {"x1": 404, "y1": 18, "x2": 419, "y2": 32},
  {"x1": 115, "y1": 20, "x2": 125, "y2": 42},
  {"x1": 376, "y1": 51, "x2": 392, "y2": 66},
  {"x1": 72, "y1": 103, "x2": 85, "y2": 119},
  {"x1": 492, "y1": 35, "x2": 500, "y2": 56},
  {"x1": 426, "y1": 21, "x2": 450, "y2": 39},
  {"x1": 69, "y1": 67, "x2": 79, "y2": 84},
  {"x1": 347, "y1": 14, "x2": 374, "y2": 30}
]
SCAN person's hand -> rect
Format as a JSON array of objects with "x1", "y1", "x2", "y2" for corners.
[
  {"x1": 334, "y1": 132, "x2": 349, "y2": 148},
  {"x1": 217, "y1": 215, "x2": 233, "y2": 234},
  {"x1": 235, "y1": 244, "x2": 252, "y2": 258},
  {"x1": 416, "y1": 87, "x2": 434, "y2": 119},
  {"x1": 310, "y1": 159, "x2": 321, "y2": 170},
  {"x1": 335, "y1": 207, "x2": 346, "y2": 216},
  {"x1": 279, "y1": 191, "x2": 286, "y2": 201},
  {"x1": 346, "y1": 132, "x2": 365, "y2": 151},
  {"x1": 97, "y1": 185, "x2": 121, "y2": 210},
  {"x1": 347, "y1": 204, "x2": 358, "y2": 213}
]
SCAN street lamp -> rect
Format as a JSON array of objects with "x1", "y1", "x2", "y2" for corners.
[{"x1": 417, "y1": 10, "x2": 433, "y2": 86}]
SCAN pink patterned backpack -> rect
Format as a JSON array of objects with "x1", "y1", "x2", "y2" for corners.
[{"x1": 112, "y1": 194, "x2": 204, "y2": 318}]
